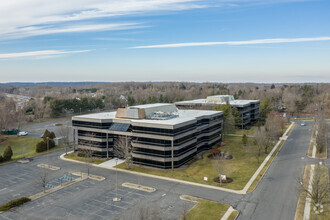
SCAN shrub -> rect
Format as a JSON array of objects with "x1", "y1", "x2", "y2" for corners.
[
  {"x1": 48, "y1": 139, "x2": 55, "y2": 150},
  {"x1": 36, "y1": 141, "x2": 47, "y2": 153},
  {"x1": 0, "y1": 197, "x2": 31, "y2": 211},
  {"x1": 0, "y1": 155, "x2": 3, "y2": 163},
  {"x1": 49, "y1": 131, "x2": 56, "y2": 140},
  {"x1": 77, "y1": 152, "x2": 86, "y2": 157},
  {"x1": 37, "y1": 129, "x2": 56, "y2": 152},
  {"x1": 3, "y1": 146, "x2": 13, "y2": 161}
]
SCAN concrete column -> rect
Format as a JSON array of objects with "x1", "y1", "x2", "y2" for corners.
[
  {"x1": 73, "y1": 129, "x2": 76, "y2": 151},
  {"x1": 106, "y1": 133, "x2": 109, "y2": 159},
  {"x1": 171, "y1": 140, "x2": 174, "y2": 170}
]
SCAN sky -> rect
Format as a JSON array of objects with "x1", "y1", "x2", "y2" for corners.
[{"x1": 0, "y1": 0, "x2": 330, "y2": 83}]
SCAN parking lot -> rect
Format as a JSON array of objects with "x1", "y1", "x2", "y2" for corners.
[
  {"x1": 21, "y1": 117, "x2": 73, "y2": 141},
  {"x1": 0, "y1": 151, "x2": 195, "y2": 220}
]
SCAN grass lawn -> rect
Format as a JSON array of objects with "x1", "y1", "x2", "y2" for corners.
[
  {"x1": 117, "y1": 123, "x2": 292, "y2": 190},
  {"x1": 182, "y1": 196, "x2": 230, "y2": 220},
  {"x1": 64, "y1": 152, "x2": 107, "y2": 165},
  {"x1": 0, "y1": 135, "x2": 63, "y2": 162},
  {"x1": 117, "y1": 135, "x2": 273, "y2": 190},
  {"x1": 234, "y1": 126, "x2": 256, "y2": 136},
  {"x1": 309, "y1": 166, "x2": 329, "y2": 220},
  {"x1": 294, "y1": 165, "x2": 310, "y2": 220},
  {"x1": 307, "y1": 122, "x2": 327, "y2": 159},
  {"x1": 228, "y1": 210, "x2": 239, "y2": 220},
  {"x1": 295, "y1": 165, "x2": 329, "y2": 220}
]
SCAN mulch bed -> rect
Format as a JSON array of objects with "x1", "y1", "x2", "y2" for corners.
[
  {"x1": 207, "y1": 154, "x2": 233, "y2": 160},
  {"x1": 213, "y1": 177, "x2": 234, "y2": 184}
]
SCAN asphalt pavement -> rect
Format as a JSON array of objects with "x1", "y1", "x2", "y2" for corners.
[
  {"x1": 236, "y1": 121, "x2": 314, "y2": 220},
  {"x1": 0, "y1": 120, "x2": 322, "y2": 220},
  {"x1": 21, "y1": 118, "x2": 73, "y2": 141}
]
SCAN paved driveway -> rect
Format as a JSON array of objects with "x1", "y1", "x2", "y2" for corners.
[{"x1": 0, "y1": 121, "x2": 319, "y2": 220}]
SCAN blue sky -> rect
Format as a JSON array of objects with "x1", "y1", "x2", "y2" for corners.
[{"x1": 0, "y1": 0, "x2": 329, "y2": 83}]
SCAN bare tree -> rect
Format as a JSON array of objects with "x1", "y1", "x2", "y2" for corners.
[
  {"x1": 82, "y1": 148, "x2": 94, "y2": 176},
  {"x1": 59, "y1": 122, "x2": 71, "y2": 155},
  {"x1": 299, "y1": 165, "x2": 329, "y2": 214},
  {"x1": 315, "y1": 109, "x2": 327, "y2": 155},
  {"x1": 114, "y1": 136, "x2": 132, "y2": 169},
  {"x1": 223, "y1": 113, "x2": 235, "y2": 137},
  {"x1": 15, "y1": 108, "x2": 26, "y2": 131},
  {"x1": 0, "y1": 99, "x2": 16, "y2": 129},
  {"x1": 213, "y1": 153, "x2": 225, "y2": 186},
  {"x1": 38, "y1": 167, "x2": 50, "y2": 193},
  {"x1": 34, "y1": 101, "x2": 46, "y2": 119},
  {"x1": 253, "y1": 127, "x2": 267, "y2": 162}
]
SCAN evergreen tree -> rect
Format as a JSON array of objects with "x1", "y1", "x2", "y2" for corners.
[{"x1": 3, "y1": 146, "x2": 13, "y2": 161}]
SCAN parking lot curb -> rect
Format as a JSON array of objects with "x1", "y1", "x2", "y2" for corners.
[
  {"x1": 60, "y1": 123, "x2": 295, "y2": 196},
  {"x1": 29, "y1": 175, "x2": 87, "y2": 201},
  {"x1": 60, "y1": 152, "x2": 245, "y2": 194}
]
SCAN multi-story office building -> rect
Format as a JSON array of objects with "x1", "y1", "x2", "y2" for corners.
[
  {"x1": 72, "y1": 103, "x2": 223, "y2": 169},
  {"x1": 175, "y1": 95, "x2": 260, "y2": 128}
]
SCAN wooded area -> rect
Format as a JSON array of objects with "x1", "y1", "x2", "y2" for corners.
[{"x1": 0, "y1": 82, "x2": 328, "y2": 129}]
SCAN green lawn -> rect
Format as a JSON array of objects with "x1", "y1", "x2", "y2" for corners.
[
  {"x1": 182, "y1": 196, "x2": 230, "y2": 220},
  {"x1": 234, "y1": 126, "x2": 256, "y2": 136},
  {"x1": 117, "y1": 135, "x2": 273, "y2": 190},
  {"x1": 0, "y1": 135, "x2": 62, "y2": 162},
  {"x1": 228, "y1": 210, "x2": 239, "y2": 220}
]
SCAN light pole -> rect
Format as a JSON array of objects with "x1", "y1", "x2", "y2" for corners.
[
  {"x1": 113, "y1": 158, "x2": 121, "y2": 202},
  {"x1": 47, "y1": 137, "x2": 50, "y2": 169}
]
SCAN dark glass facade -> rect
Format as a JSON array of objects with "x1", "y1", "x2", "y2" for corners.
[{"x1": 73, "y1": 113, "x2": 222, "y2": 169}]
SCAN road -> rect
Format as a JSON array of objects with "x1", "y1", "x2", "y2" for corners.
[
  {"x1": 5, "y1": 93, "x2": 31, "y2": 109},
  {"x1": 236, "y1": 121, "x2": 314, "y2": 219},
  {"x1": 0, "y1": 120, "x2": 324, "y2": 219},
  {"x1": 22, "y1": 117, "x2": 74, "y2": 141}
]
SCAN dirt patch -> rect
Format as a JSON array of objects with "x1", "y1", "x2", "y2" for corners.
[
  {"x1": 0, "y1": 137, "x2": 8, "y2": 144},
  {"x1": 213, "y1": 177, "x2": 234, "y2": 184}
]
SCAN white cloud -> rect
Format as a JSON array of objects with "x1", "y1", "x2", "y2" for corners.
[
  {"x1": 131, "y1": 37, "x2": 330, "y2": 48},
  {"x1": 0, "y1": 50, "x2": 90, "y2": 59},
  {"x1": 0, "y1": 0, "x2": 209, "y2": 40}
]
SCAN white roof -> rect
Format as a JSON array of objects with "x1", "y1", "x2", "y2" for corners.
[
  {"x1": 130, "y1": 103, "x2": 174, "y2": 109},
  {"x1": 73, "y1": 112, "x2": 116, "y2": 120},
  {"x1": 133, "y1": 109, "x2": 221, "y2": 126},
  {"x1": 176, "y1": 98, "x2": 259, "y2": 107},
  {"x1": 73, "y1": 109, "x2": 222, "y2": 126}
]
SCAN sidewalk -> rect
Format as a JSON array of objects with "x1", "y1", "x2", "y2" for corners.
[{"x1": 60, "y1": 122, "x2": 295, "y2": 195}]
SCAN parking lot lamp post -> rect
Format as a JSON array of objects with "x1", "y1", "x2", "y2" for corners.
[
  {"x1": 113, "y1": 158, "x2": 121, "y2": 201},
  {"x1": 47, "y1": 137, "x2": 50, "y2": 169}
]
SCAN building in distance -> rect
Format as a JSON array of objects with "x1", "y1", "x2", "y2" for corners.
[{"x1": 175, "y1": 95, "x2": 260, "y2": 128}]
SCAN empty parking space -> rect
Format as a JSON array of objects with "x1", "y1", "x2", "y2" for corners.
[{"x1": 0, "y1": 176, "x2": 194, "y2": 220}]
